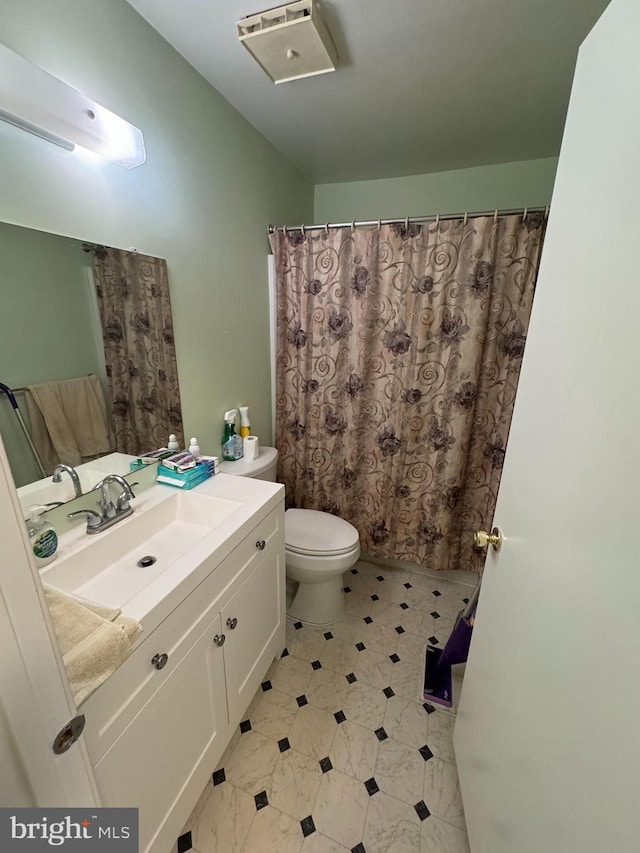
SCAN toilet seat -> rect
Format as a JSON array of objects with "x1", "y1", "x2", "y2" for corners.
[{"x1": 285, "y1": 509, "x2": 359, "y2": 557}]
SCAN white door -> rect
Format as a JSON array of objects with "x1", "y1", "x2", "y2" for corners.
[{"x1": 454, "y1": 1, "x2": 640, "y2": 850}]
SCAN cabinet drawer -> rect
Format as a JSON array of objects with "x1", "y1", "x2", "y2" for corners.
[{"x1": 82, "y1": 505, "x2": 283, "y2": 762}]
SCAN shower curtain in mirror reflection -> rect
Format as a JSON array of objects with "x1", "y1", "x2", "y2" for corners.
[
  {"x1": 270, "y1": 215, "x2": 545, "y2": 572},
  {"x1": 93, "y1": 248, "x2": 184, "y2": 455}
]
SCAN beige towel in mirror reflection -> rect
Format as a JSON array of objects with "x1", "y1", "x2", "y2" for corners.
[
  {"x1": 25, "y1": 375, "x2": 115, "y2": 475},
  {"x1": 43, "y1": 585, "x2": 142, "y2": 706}
]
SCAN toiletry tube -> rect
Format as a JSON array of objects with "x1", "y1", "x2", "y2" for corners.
[{"x1": 244, "y1": 435, "x2": 259, "y2": 461}]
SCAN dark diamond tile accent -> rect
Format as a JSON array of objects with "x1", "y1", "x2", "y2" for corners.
[
  {"x1": 383, "y1": 686, "x2": 395, "y2": 698},
  {"x1": 261, "y1": 680, "x2": 272, "y2": 692},
  {"x1": 334, "y1": 710, "x2": 346, "y2": 724},
  {"x1": 395, "y1": 625, "x2": 405, "y2": 634},
  {"x1": 300, "y1": 815, "x2": 316, "y2": 837},
  {"x1": 319, "y1": 756, "x2": 333, "y2": 773},
  {"x1": 374, "y1": 727, "x2": 388, "y2": 741},
  {"x1": 463, "y1": 597, "x2": 469, "y2": 604},
  {"x1": 351, "y1": 568, "x2": 359, "y2": 575},
  {"x1": 297, "y1": 694, "x2": 308, "y2": 707},
  {"x1": 278, "y1": 737, "x2": 291, "y2": 753},
  {"x1": 389, "y1": 653, "x2": 400, "y2": 663},
  {"x1": 414, "y1": 800, "x2": 431, "y2": 821},
  {"x1": 344, "y1": 586, "x2": 352, "y2": 594},
  {"x1": 356, "y1": 642, "x2": 366, "y2": 651},
  {"x1": 352, "y1": 845, "x2": 367, "y2": 853},
  {"x1": 364, "y1": 777, "x2": 379, "y2": 796},
  {"x1": 324, "y1": 631, "x2": 334, "y2": 640},
  {"x1": 239, "y1": 719, "x2": 251, "y2": 734},
  {"x1": 346, "y1": 672, "x2": 357, "y2": 684},
  {"x1": 311, "y1": 660, "x2": 322, "y2": 670},
  {"x1": 428, "y1": 636, "x2": 439, "y2": 645},
  {"x1": 177, "y1": 831, "x2": 192, "y2": 853},
  {"x1": 363, "y1": 616, "x2": 373, "y2": 624},
  {"x1": 423, "y1": 702, "x2": 436, "y2": 714},
  {"x1": 404, "y1": 582, "x2": 412, "y2": 589},
  {"x1": 432, "y1": 590, "x2": 442, "y2": 597},
  {"x1": 431, "y1": 611, "x2": 440, "y2": 619},
  {"x1": 400, "y1": 602, "x2": 409, "y2": 610},
  {"x1": 294, "y1": 621, "x2": 304, "y2": 630},
  {"x1": 212, "y1": 768, "x2": 225, "y2": 786},
  {"x1": 376, "y1": 575, "x2": 384, "y2": 582},
  {"x1": 371, "y1": 594, "x2": 379, "y2": 601},
  {"x1": 254, "y1": 790, "x2": 269, "y2": 811},
  {"x1": 281, "y1": 647, "x2": 289, "y2": 657},
  {"x1": 419, "y1": 744, "x2": 434, "y2": 761}
]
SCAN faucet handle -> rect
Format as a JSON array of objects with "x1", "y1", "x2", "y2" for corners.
[
  {"x1": 116, "y1": 482, "x2": 138, "y2": 512},
  {"x1": 67, "y1": 509, "x2": 102, "y2": 531}
]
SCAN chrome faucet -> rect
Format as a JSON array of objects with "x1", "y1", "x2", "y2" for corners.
[
  {"x1": 68, "y1": 474, "x2": 136, "y2": 534},
  {"x1": 52, "y1": 464, "x2": 82, "y2": 498}
]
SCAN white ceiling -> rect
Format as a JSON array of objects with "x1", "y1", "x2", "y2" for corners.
[{"x1": 127, "y1": 0, "x2": 610, "y2": 184}]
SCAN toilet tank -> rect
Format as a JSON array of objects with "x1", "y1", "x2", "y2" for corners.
[{"x1": 216, "y1": 446, "x2": 278, "y2": 481}]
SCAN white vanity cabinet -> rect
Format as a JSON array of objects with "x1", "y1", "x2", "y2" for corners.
[{"x1": 81, "y1": 502, "x2": 285, "y2": 853}]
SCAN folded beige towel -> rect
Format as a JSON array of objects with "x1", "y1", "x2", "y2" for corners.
[
  {"x1": 25, "y1": 375, "x2": 114, "y2": 475},
  {"x1": 43, "y1": 585, "x2": 142, "y2": 706}
]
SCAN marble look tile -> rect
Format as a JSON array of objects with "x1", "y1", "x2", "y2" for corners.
[
  {"x1": 180, "y1": 780, "x2": 212, "y2": 835},
  {"x1": 288, "y1": 704, "x2": 337, "y2": 760},
  {"x1": 192, "y1": 781, "x2": 254, "y2": 853},
  {"x1": 270, "y1": 655, "x2": 313, "y2": 698},
  {"x1": 331, "y1": 720, "x2": 378, "y2": 781},
  {"x1": 374, "y1": 737, "x2": 426, "y2": 805},
  {"x1": 390, "y1": 657, "x2": 424, "y2": 702},
  {"x1": 267, "y1": 748, "x2": 322, "y2": 821},
  {"x1": 301, "y1": 833, "x2": 349, "y2": 853},
  {"x1": 224, "y1": 730, "x2": 279, "y2": 796},
  {"x1": 306, "y1": 667, "x2": 348, "y2": 712},
  {"x1": 330, "y1": 614, "x2": 366, "y2": 645},
  {"x1": 319, "y1": 637, "x2": 358, "y2": 675},
  {"x1": 362, "y1": 790, "x2": 421, "y2": 853},
  {"x1": 251, "y1": 687, "x2": 299, "y2": 741},
  {"x1": 371, "y1": 602, "x2": 407, "y2": 629},
  {"x1": 242, "y1": 805, "x2": 303, "y2": 853},
  {"x1": 287, "y1": 625, "x2": 327, "y2": 662},
  {"x1": 352, "y1": 648, "x2": 394, "y2": 689},
  {"x1": 347, "y1": 570, "x2": 380, "y2": 597},
  {"x1": 340, "y1": 681, "x2": 387, "y2": 730},
  {"x1": 427, "y1": 709, "x2": 456, "y2": 763},
  {"x1": 343, "y1": 591, "x2": 374, "y2": 619},
  {"x1": 313, "y1": 769, "x2": 370, "y2": 849},
  {"x1": 396, "y1": 631, "x2": 427, "y2": 662},
  {"x1": 421, "y1": 816, "x2": 471, "y2": 853},
  {"x1": 423, "y1": 757, "x2": 466, "y2": 829},
  {"x1": 372, "y1": 579, "x2": 410, "y2": 605},
  {"x1": 362, "y1": 621, "x2": 400, "y2": 655},
  {"x1": 396, "y1": 605, "x2": 432, "y2": 637},
  {"x1": 383, "y1": 695, "x2": 429, "y2": 749}
]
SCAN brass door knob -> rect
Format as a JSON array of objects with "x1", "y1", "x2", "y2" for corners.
[{"x1": 474, "y1": 527, "x2": 503, "y2": 552}]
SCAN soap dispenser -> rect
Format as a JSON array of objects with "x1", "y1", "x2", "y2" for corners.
[{"x1": 26, "y1": 505, "x2": 58, "y2": 567}]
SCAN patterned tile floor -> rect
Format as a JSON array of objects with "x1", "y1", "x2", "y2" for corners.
[{"x1": 178, "y1": 560, "x2": 473, "y2": 853}]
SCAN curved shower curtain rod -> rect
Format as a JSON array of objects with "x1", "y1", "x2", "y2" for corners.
[{"x1": 267, "y1": 205, "x2": 549, "y2": 235}]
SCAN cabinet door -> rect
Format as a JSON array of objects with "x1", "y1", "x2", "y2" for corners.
[
  {"x1": 93, "y1": 614, "x2": 228, "y2": 853},
  {"x1": 222, "y1": 546, "x2": 284, "y2": 725}
]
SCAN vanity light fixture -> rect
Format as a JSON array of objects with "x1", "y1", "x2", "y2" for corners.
[{"x1": 0, "y1": 42, "x2": 146, "y2": 168}]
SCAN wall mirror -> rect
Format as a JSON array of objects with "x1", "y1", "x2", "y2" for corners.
[{"x1": 0, "y1": 221, "x2": 184, "y2": 514}]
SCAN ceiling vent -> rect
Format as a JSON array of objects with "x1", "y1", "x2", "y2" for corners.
[{"x1": 237, "y1": 0, "x2": 338, "y2": 84}]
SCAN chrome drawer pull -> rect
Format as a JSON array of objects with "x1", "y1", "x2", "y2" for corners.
[
  {"x1": 151, "y1": 653, "x2": 169, "y2": 670},
  {"x1": 256, "y1": 539, "x2": 266, "y2": 550},
  {"x1": 226, "y1": 617, "x2": 238, "y2": 630},
  {"x1": 213, "y1": 633, "x2": 226, "y2": 647}
]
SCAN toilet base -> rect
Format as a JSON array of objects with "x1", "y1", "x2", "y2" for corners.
[{"x1": 287, "y1": 574, "x2": 344, "y2": 626}]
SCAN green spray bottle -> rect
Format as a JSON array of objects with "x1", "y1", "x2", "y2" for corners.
[{"x1": 222, "y1": 409, "x2": 244, "y2": 461}]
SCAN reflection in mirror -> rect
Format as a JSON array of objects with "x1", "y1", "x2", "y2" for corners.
[{"x1": 0, "y1": 222, "x2": 184, "y2": 511}]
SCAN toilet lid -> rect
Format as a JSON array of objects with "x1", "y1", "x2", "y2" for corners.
[{"x1": 285, "y1": 509, "x2": 359, "y2": 556}]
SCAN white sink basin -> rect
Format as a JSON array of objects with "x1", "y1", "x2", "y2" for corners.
[{"x1": 41, "y1": 491, "x2": 241, "y2": 610}]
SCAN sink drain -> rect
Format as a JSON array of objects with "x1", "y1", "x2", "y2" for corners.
[{"x1": 137, "y1": 555, "x2": 157, "y2": 568}]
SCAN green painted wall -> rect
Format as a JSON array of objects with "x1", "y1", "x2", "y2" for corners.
[
  {"x1": 0, "y1": 0, "x2": 313, "y2": 466},
  {"x1": 0, "y1": 224, "x2": 106, "y2": 486},
  {"x1": 314, "y1": 157, "x2": 558, "y2": 222}
]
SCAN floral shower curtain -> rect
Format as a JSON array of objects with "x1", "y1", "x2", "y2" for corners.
[
  {"x1": 270, "y1": 214, "x2": 546, "y2": 572},
  {"x1": 93, "y1": 248, "x2": 184, "y2": 455}
]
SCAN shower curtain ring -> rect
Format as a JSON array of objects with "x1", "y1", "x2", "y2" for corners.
[
  {"x1": 522, "y1": 207, "x2": 528, "y2": 223},
  {"x1": 463, "y1": 211, "x2": 468, "y2": 226},
  {"x1": 405, "y1": 215, "x2": 409, "y2": 230},
  {"x1": 284, "y1": 225, "x2": 288, "y2": 236},
  {"x1": 435, "y1": 213, "x2": 440, "y2": 227},
  {"x1": 301, "y1": 223, "x2": 305, "y2": 236},
  {"x1": 494, "y1": 209, "x2": 498, "y2": 223},
  {"x1": 351, "y1": 220, "x2": 356, "y2": 233},
  {"x1": 324, "y1": 222, "x2": 329, "y2": 236},
  {"x1": 377, "y1": 218, "x2": 381, "y2": 231}
]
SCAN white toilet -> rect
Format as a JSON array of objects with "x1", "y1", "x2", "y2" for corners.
[{"x1": 218, "y1": 447, "x2": 360, "y2": 625}]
